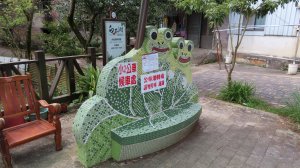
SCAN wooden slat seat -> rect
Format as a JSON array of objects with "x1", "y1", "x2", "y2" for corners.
[{"x1": 4, "y1": 120, "x2": 56, "y2": 148}]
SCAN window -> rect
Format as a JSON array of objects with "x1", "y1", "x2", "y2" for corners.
[{"x1": 244, "y1": 15, "x2": 266, "y2": 31}]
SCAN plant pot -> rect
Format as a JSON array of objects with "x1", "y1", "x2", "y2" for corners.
[
  {"x1": 288, "y1": 63, "x2": 299, "y2": 75},
  {"x1": 225, "y1": 56, "x2": 232, "y2": 64},
  {"x1": 26, "y1": 107, "x2": 48, "y2": 121}
]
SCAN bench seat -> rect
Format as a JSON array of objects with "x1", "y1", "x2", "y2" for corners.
[{"x1": 111, "y1": 103, "x2": 202, "y2": 161}]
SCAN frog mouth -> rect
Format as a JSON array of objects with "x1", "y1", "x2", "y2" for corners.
[
  {"x1": 179, "y1": 56, "x2": 191, "y2": 63},
  {"x1": 152, "y1": 47, "x2": 169, "y2": 53}
]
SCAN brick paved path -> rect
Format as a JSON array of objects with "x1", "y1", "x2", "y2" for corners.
[
  {"x1": 192, "y1": 63, "x2": 300, "y2": 106},
  {"x1": 6, "y1": 98, "x2": 300, "y2": 168}
]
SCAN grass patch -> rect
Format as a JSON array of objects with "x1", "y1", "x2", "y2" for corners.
[
  {"x1": 278, "y1": 93, "x2": 300, "y2": 123},
  {"x1": 244, "y1": 98, "x2": 283, "y2": 114},
  {"x1": 218, "y1": 81, "x2": 300, "y2": 124}
]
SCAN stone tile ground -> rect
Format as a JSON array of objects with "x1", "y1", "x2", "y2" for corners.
[
  {"x1": 2, "y1": 63, "x2": 300, "y2": 168},
  {"x1": 7, "y1": 98, "x2": 300, "y2": 168},
  {"x1": 192, "y1": 63, "x2": 300, "y2": 106}
]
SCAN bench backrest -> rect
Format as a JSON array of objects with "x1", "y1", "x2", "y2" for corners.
[{"x1": 0, "y1": 75, "x2": 39, "y2": 128}]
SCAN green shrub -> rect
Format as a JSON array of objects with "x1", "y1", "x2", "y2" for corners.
[
  {"x1": 77, "y1": 65, "x2": 101, "y2": 102},
  {"x1": 219, "y1": 81, "x2": 255, "y2": 104},
  {"x1": 40, "y1": 21, "x2": 83, "y2": 56},
  {"x1": 279, "y1": 93, "x2": 300, "y2": 123}
]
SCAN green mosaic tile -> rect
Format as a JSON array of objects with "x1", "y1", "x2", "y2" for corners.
[
  {"x1": 112, "y1": 119, "x2": 198, "y2": 161},
  {"x1": 111, "y1": 103, "x2": 202, "y2": 145}
]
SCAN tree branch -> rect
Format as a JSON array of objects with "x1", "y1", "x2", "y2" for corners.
[
  {"x1": 86, "y1": 13, "x2": 98, "y2": 48},
  {"x1": 67, "y1": 0, "x2": 87, "y2": 49}
]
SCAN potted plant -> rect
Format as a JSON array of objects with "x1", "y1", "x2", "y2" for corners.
[
  {"x1": 288, "y1": 27, "x2": 299, "y2": 75},
  {"x1": 25, "y1": 107, "x2": 49, "y2": 121}
]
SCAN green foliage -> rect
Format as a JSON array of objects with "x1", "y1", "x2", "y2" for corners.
[
  {"x1": 40, "y1": 21, "x2": 83, "y2": 56},
  {"x1": 77, "y1": 65, "x2": 101, "y2": 101},
  {"x1": 116, "y1": 0, "x2": 173, "y2": 36},
  {"x1": 0, "y1": 0, "x2": 33, "y2": 27},
  {"x1": 245, "y1": 97, "x2": 283, "y2": 114},
  {"x1": 52, "y1": 0, "x2": 173, "y2": 40},
  {"x1": 246, "y1": 92, "x2": 300, "y2": 124},
  {"x1": 278, "y1": 93, "x2": 300, "y2": 123},
  {"x1": 219, "y1": 81, "x2": 255, "y2": 104},
  {"x1": 0, "y1": 0, "x2": 37, "y2": 58}
]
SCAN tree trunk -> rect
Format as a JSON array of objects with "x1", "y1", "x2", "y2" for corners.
[
  {"x1": 86, "y1": 13, "x2": 98, "y2": 51},
  {"x1": 227, "y1": 72, "x2": 232, "y2": 83},
  {"x1": 67, "y1": 0, "x2": 87, "y2": 51},
  {"x1": 25, "y1": 11, "x2": 34, "y2": 59}
]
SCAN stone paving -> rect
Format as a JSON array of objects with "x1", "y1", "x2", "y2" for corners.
[
  {"x1": 2, "y1": 63, "x2": 300, "y2": 168},
  {"x1": 192, "y1": 63, "x2": 300, "y2": 106},
  {"x1": 7, "y1": 97, "x2": 300, "y2": 168}
]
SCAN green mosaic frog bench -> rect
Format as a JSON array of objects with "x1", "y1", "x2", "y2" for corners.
[{"x1": 73, "y1": 26, "x2": 202, "y2": 167}]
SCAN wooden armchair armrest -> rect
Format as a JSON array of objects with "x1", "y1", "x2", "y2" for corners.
[
  {"x1": 0, "y1": 118, "x2": 5, "y2": 131},
  {"x1": 38, "y1": 100, "x2": 61, "y2": 123}
]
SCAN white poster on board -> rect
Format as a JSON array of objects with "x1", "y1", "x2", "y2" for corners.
[
  {"x1": 142, "y1": 53, "x2": 159, "y2": 73},
  {"x1": 105, "y1": 21, "x2": 126, "y2": 62}
]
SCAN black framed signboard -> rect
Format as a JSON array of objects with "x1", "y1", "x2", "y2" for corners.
[{"x1": 102, "y1": 19, "x2": 126, "y2": 65}]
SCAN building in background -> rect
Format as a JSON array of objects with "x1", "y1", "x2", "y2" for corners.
[
  {"x1": 164, "y1": 11, "x2": 214, "y2": 49},
  {"x1": 228, "y1": 2, "x2": 300, "y2": 68}
]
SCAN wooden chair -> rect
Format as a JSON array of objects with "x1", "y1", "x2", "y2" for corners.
[{"x1": 0, "y1": 75, "x2": 62, "y2": 168}]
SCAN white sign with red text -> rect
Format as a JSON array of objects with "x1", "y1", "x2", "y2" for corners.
[
  {"x1": 141, "y1": 71, "x2": 167, "y2": 94},
  {"x1": 118, "y1": 62, "x2": 138, "y2": 88}
]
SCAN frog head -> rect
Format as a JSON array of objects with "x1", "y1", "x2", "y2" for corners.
[
  {"x1": 173, "y1": 39, "x2": 194, "y2": 65},
  {"x1": 171, "y1": 37, "x2": 184, "y2": 60},
  {"x1": 143, "y1": 26, "x2": 173, "y2": 57}
]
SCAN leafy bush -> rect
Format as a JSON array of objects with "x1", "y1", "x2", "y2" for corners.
[
  {"x1": 77, "y1": 65, "x2": 101, "y2": 102},
  {"x1": 279, "y1": 93, "x2": 300, "y2": 123},
  {"x1": 219, "y1": 81, "x2": 255, "y2": 104},
  {"x1": 40, "y1": 21, "x2": 83, "y2": 56}
]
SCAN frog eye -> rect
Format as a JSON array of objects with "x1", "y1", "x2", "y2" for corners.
[
  {"x1": 178, "y1": 41, "x2": 184, "y2": 49},
  {"x1": 164, "y1": 30, "x2": 173, "y2": 41},
  {"x1": 188, "y1": 44, "x2": 193, "y2": 52},
  {"x1": 150, "y1": 30, "x2": 158, "y2": 40}
]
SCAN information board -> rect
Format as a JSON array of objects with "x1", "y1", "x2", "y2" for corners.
[{"x1": 103, "y1": 20, "x2": 126, "y2": 65}]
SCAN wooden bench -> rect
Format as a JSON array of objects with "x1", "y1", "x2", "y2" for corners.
[{"x1": 0, "y1": 75, "x2": 62, "y2": 168}]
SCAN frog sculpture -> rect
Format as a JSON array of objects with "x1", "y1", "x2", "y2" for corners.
[
  {"x1": 169, "y1": 37, "x2": 194, "y2": 81},
  {"x1": 73, "y1": 26, "x2": 202, "y2": 168}
]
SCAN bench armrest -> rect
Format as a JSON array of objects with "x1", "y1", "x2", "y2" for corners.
[
  {"x1": 0, "y1": 118, "x2": 5, "y2": 131},
  {"x1": 38, "y1": 100, "x2": 61, "y2": 123}
]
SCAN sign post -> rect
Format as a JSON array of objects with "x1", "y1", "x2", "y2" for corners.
[{"x1": 102, "y1": 19, "x2": 126, "y2": 65}]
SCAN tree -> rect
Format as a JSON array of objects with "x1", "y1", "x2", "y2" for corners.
[
  {"x1": 52, "y1": 0, "x2": 172, "y2": 52},
  {"x1": 0, "y1": 0, "x2": 40, "y2": 59},
  {"x1": 173, "y1": 0, "x2": 298, "y2": 84}
]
